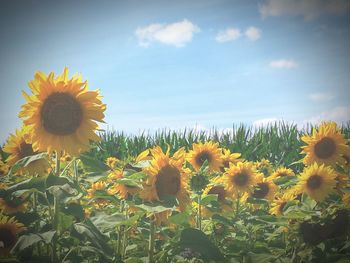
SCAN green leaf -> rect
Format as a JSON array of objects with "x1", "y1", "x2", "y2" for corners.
[
  {"x1": 273, "y1": 176, "x2": 296, "y2": 185},
  {"x1": 200, "y1": 194, "x2": 218, "y2": 206},
  {"x1": 179, "y1": 228, "x2": 225, "y2": 262},
  {"x1": 11, "y1": 231, "x2": 56, "y2": 253},
  {"x1": 247, "y1": 252, "x2": 276, "y2": 263},
  {"x1": 116, "y1": 178, "x2": 140, "y2": 187},
  {"x1": 126, "y1": 171, "x2": 147, "y2": 180},
  {"x1": 135, "y1": 203, "x2": 173, "y2": 213},
  {"x1": 58, "y1": 212, "x2": 74, "y2": 232},
  {"x1": 46, "y1": 172, "x2": 72, "y2": 188},
  {"x1": 90, "y1": 212, "x2": 126, "y2": 232},
  {"x1": 79, "y1": 153, "x2": 110, "y2": 173},
  {"x1": 246, "y1": 197, "x2": 268, "y2": 205},
  {"x1": 8, "y1": 153, "x2": 48, "y2": 175},
  {"x1": 169, "y1": 212, "x2": 190, "y2": 225},
  {"x1": 2, "y1": 176, "x2": 47, "y2": 196}
]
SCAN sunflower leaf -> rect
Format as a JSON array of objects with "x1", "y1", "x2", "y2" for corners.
[
  {"x1": 7, "y1": 152, "x2": 48, "y2": 176},
  {"x1": 11, "y1": 231, "x2": 56, "y2": 253}
]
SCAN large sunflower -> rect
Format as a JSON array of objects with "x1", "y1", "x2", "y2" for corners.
[
  {"x1": 295, "y1": 163, "x2": 336, "y2": 202},
  {"x1": 0, "y1": 214, "x2": 26, "y2": 256},
  {"x1": 19, "y1": 68, "x2": 106, "y2": 156},
  {"x1": 220, "y1": 149, "x2": 241, "y2": 172},
  {"x1": 140, "y1": 146, "x2": 189, "y2": 212},
  {"x1": 187, "y1": 141, "x2": 223, "y2": 172},
  {"x1": 301, "y1": 122, "x2": 350, "y2": 167},
  {"x1": 223, "y1": 162, "x2": 260, "y2": 197},
  {"x1": 3, "y1": 128, "x2": 48, "y2": 176}
]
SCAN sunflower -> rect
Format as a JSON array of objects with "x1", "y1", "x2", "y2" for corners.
[
  {"x1": 255, "y1": 159, "x2": 273, "y2": 177},
  {"x1": 249, "y1": 178, "x2": 277, "y2": 201},
  {"x1": 201, "y1": 183, "x2": 232, "y2": 217},
  {"x1": 0, "y1": 161, "x2": 9, "y2": 176},
  {"x1": 140, "y1": 146, "x2": 189, "y2": 212},
  {"x1": 220, "y1": 149, "x2": 241, "y2": 172},
  {"x1": 301, "y1": 122, "x2": 350, "y2": 167},
  {"x1": 335, "y1": 172, "x2": 349, "y2": 193},
  {"x1": 223, "y1": 162, "x2": 260, "y2": 197},
  {"x1": 3, "y1": 128, "x2": 49, "y2": 176},
  {"x1": 87, "y1": 181, "x2": 109, "y2": 209},
  {"x1": 271, "y1": 167, "x2": 295, "y2": 180},
  {"x1": 295, "y1": 163, "x2": 337, "y2": 202},
  {"x1": 105, "y1": 157, "x2": 119, "y2": 169},
  {"x1": 187, "y1": 142, "x2": 223, "y2": 172},
  {"x1": 107, "y1": 170, "x2": 140, "y2": 199},
  {"x1": 19, "y1": 68, "x2": 106, "y2": 156},
  {"x1": 0, "y1": 196, "x2": 27, "y2": 215},
  {"x1": 269, "y1": 193, "x2": 295, "y2": 216},
  {"x1": 0, "y1": 214, "x2": 26, "y2": 256}
]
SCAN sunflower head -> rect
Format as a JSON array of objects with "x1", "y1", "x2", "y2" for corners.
[
  {"x1": 105, "y1": 157, "x2": 119, "y2": 169},
  {"x1": 187, "y1": 141, "x2": 223, "y2": 172},
  {"x1": 0, "y1": 196, "x2": 27, "y2": 215},
  {"x1": 301, "y1": 122, "x2": 350, "y2": 167},
  {"x1": 140, "y1": 146, "x2": 189, "y2": 212},
  {"x1": 223, "y1": 162, "x2": 260, "y2": 197},
  {"x1": 19, "y1": 68, "x2": 106, "y2": 156},
  {"x1": 255, "y1": 159, "x2": 273, "y2": 177},
  {"x1": 269, "y1": 193, "x2": 294, "y2": 216},
  {"x1": 107, "y1": 170, "x2": 140, "y2": 199},
  {"x1": 3, "y1": 128, "x2": 49, "y2": 176},
  {"x1": 250, "y1": 178, "x2": 277, "y2": 201},
  {"x1": 0, "y1": 214, "x2": 25, "y2": 256},
  {"x1": 221, "y1": 149, "x2": 241, "y2": 172},
  {"x1": 87, "y1": 181, "x2": 109, "y2": 209},
  {"x1": 295, "y1": 163, "x2": 337, "y2": 202},
  {"x1": 271, "y1": 167, "x2": 295, "y2": 180}
]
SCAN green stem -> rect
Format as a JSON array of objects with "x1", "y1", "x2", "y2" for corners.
[
  {"x1": 148, "y1": 217, "x2": 156, "y2": 263},
  {"x1": 235, "y1": 193, "x2": 240, "y2": 218},
  {"x1": 197, "y1": 194, "x2": 202, "y2": 231},
  {"x1": 52, "y1": 152, "x2": 61, "y2": 263},
  {"x1": 73, "y1": 158, "x2": 79, "y2": 183},
  {"x1": 117, "y1": 201, "x2": 125, "y2": 257}
]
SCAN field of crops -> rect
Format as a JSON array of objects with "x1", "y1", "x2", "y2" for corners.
[{"x1": 1, "y1": 68, "x2": 350, "y2": 263}]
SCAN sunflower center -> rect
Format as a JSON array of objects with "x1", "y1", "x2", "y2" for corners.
[
  {"x1": 223, "y1": 161, "x2": 230, "y2": 168},
  {"x1": 19, "y1": 143, "x2": 35, "y2": 159},
  {"x1": 208, "y1": 186, "x2": 226, "y2": 202},
  {"x1": 278, "y1": 173, "x2": 287, "y2": 177},
  {"x1": 155, "y1": 166, "x2": 181, "y2": 200},
  {"x1": 0, "y1": 227, "x2": 16, "y2": 249},
  {"x1": 279, "y1": 202, "x2": 287, "y2": 214},
  {"x1": 195, "y1": 151, "x2": 212, "y2": 167},
  {"x1": 314, "y1": 137, "x2": 336, "y2": 159},
  {"x1": 251, "y1": 182, "x2": 269, "y2": 199},
  {"x1": 307, "y1": 175, "x2": 323, "y2": 190},
  {"x1": 41, "y1": 92, "x2": 83, "y2": 135},
  {"x1": 232, "y1": 172, "x2": 249, "y2": 187}
]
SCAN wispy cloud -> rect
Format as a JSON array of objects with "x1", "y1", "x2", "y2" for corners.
[
  {"x1": 215, "y1": 27, "x2": 241, "y2": 43},
  {"x1": 269, "y1": 59, "x2": 298, "y2": 69},
  {"x1": 135, "y1": 19, "x2": 200, "y2": 47},
  {"x1": 308, "y1": 92, "x2": 336, "y2": 102},
  {"x1": 245, "y1": 26, "x2": 262, "y2": 41},
  {"x1": 305, "y1": 106, "x2": 350, "y2": 125},
  {"x1": 259, "y1": 0, "x2": 350, "y2": 20}
]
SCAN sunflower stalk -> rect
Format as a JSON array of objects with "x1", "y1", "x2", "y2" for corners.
[
  {"x1": 117, "y1": 200, "x2": 125, "y2": 258},
  {"x1": 197, "y1": 194, "x2": 202, "y2": 231},
  {"x1": 148, "y1": 216, "x2": 156, "y2": 263},
  {"x1": 52, "y1": 152, "x2": 61, "y2": 263},
  {"x1": 73, "y1": 158, "x2": 79, "y2": 183}
]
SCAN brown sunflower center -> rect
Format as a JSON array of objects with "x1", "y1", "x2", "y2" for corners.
[
  {"x1": 208, "y1": 186, "x2": 226, "y2": 202},
  {"x1": 232, "y1": 172, "x2": 249, "y2": 187},
  {"x1": 19, "y1": 143, "x2": 35, "y2": 159},
  {"x1": 155, "y1": 166, "x2": 181, "y2": 200},
  {"x1": 278, "y1": 173, "x2": 287, "y2": 177},
  {"x1": 223, "y1": 160, "x2": 230, "y2": 168},
  {"x1": 0, "y1": 227, "x2": 17, "y2": 249},
  {"x1": 279, "y1": 202, "x2": 287, "y2": 214},
  {"x1": 41, "y1": 92, "x2": 83, "y2": 135},
  {"x1": 314, "y1": 137, "x2": 336, "y2": 159},
  {"x1": 195, "y1": 151, "x2": 212, "y2": 167},
  {"x1": 251, "y1": 182, "x2": 270, "y2": 199},
  {"x1": 307, "y1": 175, "x2": 323, "y2": 190}
]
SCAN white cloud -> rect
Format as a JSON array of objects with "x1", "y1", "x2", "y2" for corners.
[
  {"x1": 269, "y1": 59, "x2": 298, "y2": 69},
  {"x1": 245, "y1": 26, "x2": 262, "y2": 41},
  {"x1": 308, "y1": 92, "x2": 336, "y2": 102},
  {"x1": 215, "y1": 27, "x2": 241, "y2": 43},
  {"x1": 259, "y1": 0, "x2": 350, "y2": 20},
  {"x1": 253, "y1": 118, "x2": 280, "y2": 127},
  {"x1": 306, "y1": 106, "x2": 350, "y2": 125},
  {"x1": 135, "y1": 19, "x2": 200, "y2": 47}
]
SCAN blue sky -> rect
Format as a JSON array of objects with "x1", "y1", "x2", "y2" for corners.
[{"x1": 1, "y1": 0, "x2": 350, "y2": 143}]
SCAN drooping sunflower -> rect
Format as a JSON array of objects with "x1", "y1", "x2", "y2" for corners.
[
  {"x1": 223, "y1": 162, "x2": 260, "y2": 197},
  {"x1": 255, "y1": 159, "x2": 273, "y2": 177},
  {"x1": 220, "y1": 149, "x2": 241, "y2": 172},
  {"x1": 87, "y1": 181, "x2": 109, "y2": 209},
  {"x1": 3, "y1": 128, "x2": 49, "y2": 176},
  {"x1": 201, "y1": 183, "x2": 232, "y2": 217},
  {"x1": 19, "y1": 68, "x2": 106, "y2": 156},
  {"x1": 187, "y1": 141, "x2": 223, "y2": 172},
  {"x1": 140, "y1": 146, "x2": 189, "y2": 212},
  {"x1": 0, "y1": 214, "x2": 26, "y2": 256},
  {"x1": 0, "y1": 196, "x2": 27, "y2": 215},
  {"x1": 271, "y1": 167, "x2": 295, "y2": 180},
  {"x1": 107, "y1": 169, "x2": 140, "y2": 199},
  {"x1": 301, "y1": 122, "x2": 350, "y2": 167},
  {"x1": 295, "y1": 163, "x2": 337, "y2": 202}
]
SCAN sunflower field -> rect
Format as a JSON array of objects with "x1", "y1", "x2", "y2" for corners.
[{"x1": 1, "y1": 68, "x2": 350, "y2": 263}]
